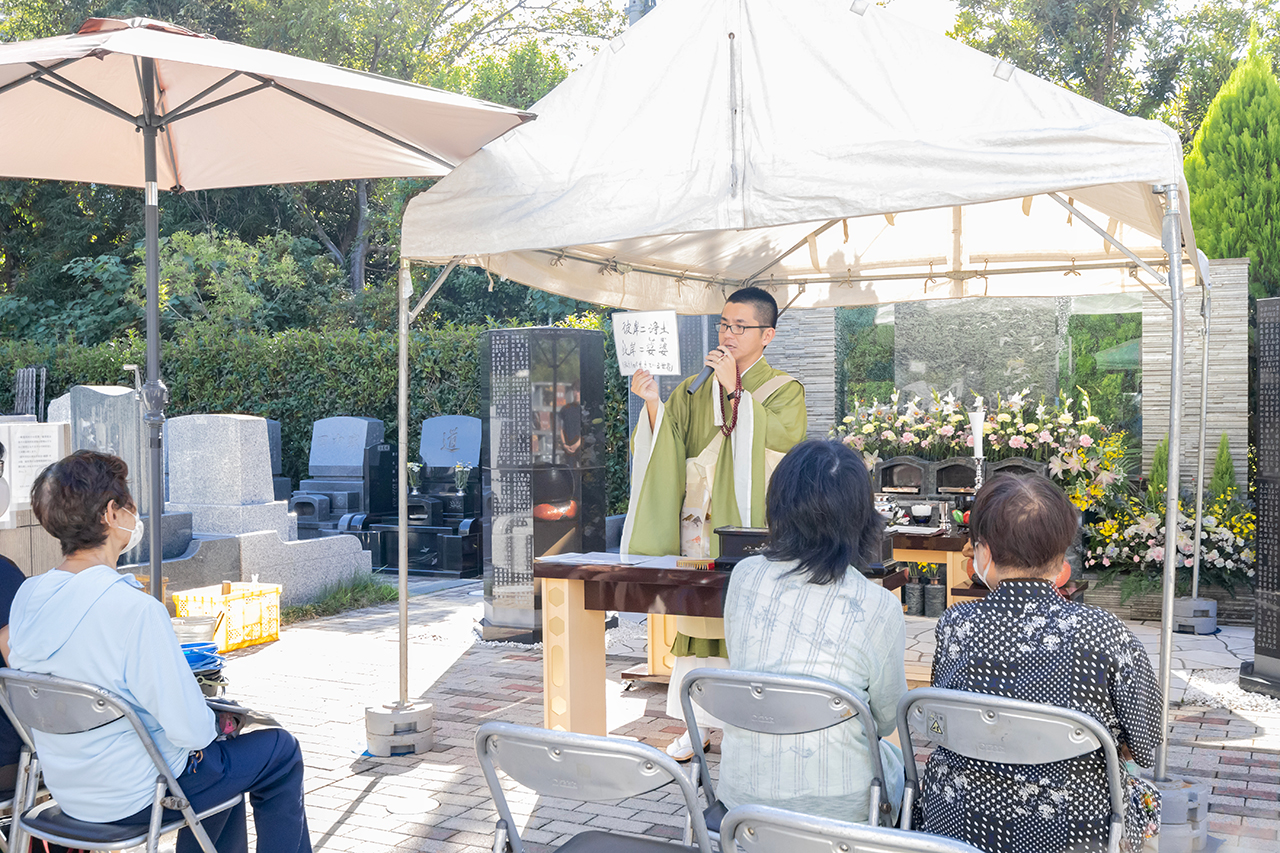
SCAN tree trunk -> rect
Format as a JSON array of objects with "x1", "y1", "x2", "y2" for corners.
[{"x1": 349, "y1": 179, "x2": 370, "y2": 294}]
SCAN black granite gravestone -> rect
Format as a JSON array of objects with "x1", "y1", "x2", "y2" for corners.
[
  {"x1": 481, "y1": 328, "x2": 606, "y2": 641},
  {"x1": 1242, "y1": 297, "x2": 1280, "y2": 698}
]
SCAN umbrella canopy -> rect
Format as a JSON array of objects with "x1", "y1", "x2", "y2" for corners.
[
  {"x1": 0, "y1": 16, "x2": 531, "y2": 615},
  {"x1": 401, "y1": 0, "x2": 1204, "y2": 308},
  {"x1": 0, "y1": 16, "x2": 532, "y2": 189}
]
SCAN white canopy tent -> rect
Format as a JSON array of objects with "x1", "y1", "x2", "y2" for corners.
[{"x1": 399, "y1": 0, "x2": 1208, "y2": 780}]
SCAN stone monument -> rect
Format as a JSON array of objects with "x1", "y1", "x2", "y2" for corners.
[
  {"x1": 265, "y1": 419, "x2": 291, "y2": 501},
  {"x1": 46, "y1": 385, "x2": 191, "y2": 563},
  {"x1": 1242, "y1": 297, "x2": 1280, "y2": 699},
  {"x1": 167, "y1": 414, "x2": 295, "y2": 540},
  {"x1": 482, "y1": 327, "x2": 606, "y2": 641}
]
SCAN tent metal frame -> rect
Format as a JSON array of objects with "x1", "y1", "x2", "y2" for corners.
[{"x1": 400, "y1": 184, "x2": 1206, "y2": 781}]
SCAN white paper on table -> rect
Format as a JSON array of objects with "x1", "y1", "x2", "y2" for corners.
[
  {"x1": 633, "y1": 555, "x2": 683, "y2": 569},
  {"x1": 536, "y1": 552, "x2": 646, "y2": 565},
  {"x1": 886, "y1": 525, "x2": 946, "y2": 535},
  {"x1": 612, "y1": 310, "x2": 680, "y2": 376}
]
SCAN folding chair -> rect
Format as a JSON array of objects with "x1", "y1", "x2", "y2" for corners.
[
  {"x1": 678, "y1": 668, "x2": 892, "y2": 848},
  {"x1": 897, "y1": 687, "x2": 1125, "y2": 853},
  {"x1": 0, "y1": 669, "x2": 242, "y2": 853},
  {"x1": 0, "y1": 675, "x2": 47, "y2": 853},
  {"x1": 475, "y1": 720, "x2": 714, "y2": 853},
  {"x1": 719, "y1": 803, "x2": 986, "y2": 853}
]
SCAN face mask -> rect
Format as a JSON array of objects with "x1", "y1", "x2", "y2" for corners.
[
  {"x1": 116, "y1": 508, "x2": 145, "y2": 554},
  {"x1": 974, "y1": 545, "x2": 994, "y2": 588}
]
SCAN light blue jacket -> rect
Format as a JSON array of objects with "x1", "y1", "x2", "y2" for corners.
[{"x1": 8, "y1": 566, "x2": 215, "y2": 822}]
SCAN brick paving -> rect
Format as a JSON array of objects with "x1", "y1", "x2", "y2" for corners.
[{"x1": 213, "y1": 583, "x2": 1280, "y2": 852}]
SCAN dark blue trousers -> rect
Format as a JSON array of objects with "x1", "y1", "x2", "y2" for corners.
[{"x1": 118, "y1": 728, "x2": 311, "y2": 853}]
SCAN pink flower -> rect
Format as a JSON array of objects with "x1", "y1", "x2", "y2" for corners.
[
  {"x1": 1102, "y1": 556, "x2": 1110, "y2": 566},
  {"x1": 1009, "y1": 435, "x2": 1028, "y2": 449},
  {"x1": 901, "y1": 432, "x2": 916, "y2": 444},
  {"x1": 966, "y1": 435, "x2": 974, "y2": 447},
  {"x1": 1038, "y1": 431, "x2": 1053, "y2": 443},
  {"x1": 939, "y1": 425, "x2": 955, "y2": 437},
  {"x1": 1148, "y1": 546, "x2": 1165, "y2": 563},
  {"x1": 882, "y1": 430, "x2": 895, "y2": 441},
  {"x1": 850, "y1": 435, "x2": 866, "y2": 450},
  {"x1": 1079, "y1": 434, "x2": 1094, "y2": 448},
  {"x1": 1184, "y1": 558, "x2": 1194, "y2": 567}
]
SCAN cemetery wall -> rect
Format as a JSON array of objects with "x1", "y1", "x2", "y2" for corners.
[{"x1": 1141, "y1": 258, "x2": 1249, "y2": 488}]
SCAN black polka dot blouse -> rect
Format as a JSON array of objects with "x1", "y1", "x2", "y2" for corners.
[{"x1": 921, "y1": 579, "x2": 1163, "y2": 853}]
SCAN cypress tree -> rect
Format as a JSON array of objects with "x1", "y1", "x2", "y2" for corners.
[
  {"x1": 1207, "y1": 433, "x2": 1237, "y2": 499},
  {"x1": 1185, "y1": 30, "x2": 1280, "y2": 298}
]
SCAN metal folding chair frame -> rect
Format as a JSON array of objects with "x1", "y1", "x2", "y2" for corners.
[
  {"x1": 679, "y1": 668, "x2": 890, "y2": 826},
  {"x1": 475, "y1": 720, "x2": 714, "y2": 853},
  {"x1": 897, "y1": 687, "x2": 1125, "y2": 853},
  {"x1": 719, "y1": 803, "x2": 985, "y2": 853},
  {"x1": 0, "y1": 668, "x2": 241, "y2": 853}
]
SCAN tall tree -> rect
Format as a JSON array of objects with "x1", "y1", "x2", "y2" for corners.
[
  {"x1": 1184, "y1": 34, "x2": 1280, "y2": 298},
  {"x1": 948, "y1": 0, "x2": 1175, "y2": 114}
]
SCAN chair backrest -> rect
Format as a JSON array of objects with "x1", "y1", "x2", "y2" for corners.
[
  {"x1": 897, "y1": 687, "x2": 1124, "y2": 851},
  {"x1": 720, "y1": 803, "x2": 987, "y2": 853},
  {"x1": 678, "y1": 668, "x2": 889, "y2": 822},
  {"x1": 475, "y1": 721, "x2": 714, "y2": 853},
  {"x1": 0, "y1": 669, "x2": 182, "y2": 792}
]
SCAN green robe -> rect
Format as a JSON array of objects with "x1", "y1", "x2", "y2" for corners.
[{"x1": 621, "y1": 356, "x2": 808, "y2": 561}]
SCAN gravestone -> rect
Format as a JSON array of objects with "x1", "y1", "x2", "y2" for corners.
[
  {"x1": 1242, "y1": 298, "x2": 1280, "y2": 699},
  {"x1": 265, "y1": 419, "x2": 291, "y2": 501},
  {"x1": 167, "y1": 414, "x2": 294, "y2": 539},
  {"x1": 482, "y1": 328, "x2": 606, "y2": 641},
  {"x1": 293, "y1": 417, "x2": 391, "y2": 537},
  {"x1": 421, "y1": 416, "x2": 482, "y2": 469},
  {"x1": 48, "y1": 386, "x2": 191, "y2": 562}
]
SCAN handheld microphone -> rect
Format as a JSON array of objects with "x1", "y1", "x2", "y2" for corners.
[{"x1": 686, "y1": 366, "x2": 714, "y2": 395}]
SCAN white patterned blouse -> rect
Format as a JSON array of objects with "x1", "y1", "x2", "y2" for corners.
[{"x1": 719, "y1": 555, "x2": 908, "y2": 824}]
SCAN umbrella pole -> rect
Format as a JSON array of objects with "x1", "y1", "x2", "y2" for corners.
[{"x1": 141, "y1": 57, "x2": 166, "y2": 603}]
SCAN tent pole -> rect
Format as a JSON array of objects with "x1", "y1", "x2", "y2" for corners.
[
  {"x1": 1191, "y1": 273, "x2": 1212, "y2": 598},
  {"x1": 1154, "y1": 184, "x2": 1185, "y2": 782},
  {"x1": 397, "y1": 260, "x2": 411, "y2": 707},
  {"x1": 141, "y1": 56, "x2": 166, "y2": 602}
]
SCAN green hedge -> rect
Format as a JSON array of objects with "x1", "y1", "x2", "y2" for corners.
[{"x1": 1, "y1": 322, "x2": 630, "y2": 513}]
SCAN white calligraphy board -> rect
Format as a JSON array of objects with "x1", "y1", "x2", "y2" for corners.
[{"x1": 613, "y1": 310, "x2": 681, "y2": 376}]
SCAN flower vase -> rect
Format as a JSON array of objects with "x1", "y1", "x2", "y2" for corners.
[
  {"x1": 904, "y1": 582, "x2": 925, "y2": 616},
  {"x1": 924, "y1": 582, "x2": 946, "y2": 618}
]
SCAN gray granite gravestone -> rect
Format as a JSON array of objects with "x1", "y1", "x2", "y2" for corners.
[
  {"x1": 421, "y1": 416, "x2": 482, "y2": 468},
  {"x1": 167, "y1": 414, "x2": 295, "y2": 539},
  {"x1": 1243, "y1": 298, "x2": 1280, "y2": 699},
  {"x1": 265, "y1": 419, "x2": 291, "y2": 501},
  {"x1": 53, "y1": 386, "x2": 191, "y2": 563},
  {"x1": 293, "y1": 417, "x2": 386, "y2": 534}
]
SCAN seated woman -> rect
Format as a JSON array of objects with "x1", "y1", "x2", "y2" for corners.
[
  {"x1": 8, "y1": 450, "x2": 311, "y2": 853},
  {"x1": 719, "y1": 439, "x2": 907, "y2": 824},
  {"x1": 922, "y1": 473, "x2": 1161, "y2": 853}
]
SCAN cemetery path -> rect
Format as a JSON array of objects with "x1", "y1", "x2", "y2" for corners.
[{"x1": 184, "y1": 584, "x2": 1280, "y2": 852}]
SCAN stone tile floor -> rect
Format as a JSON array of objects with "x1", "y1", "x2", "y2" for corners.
[{"x1": 211, "y1": 582, "x2": 1279, "y2": 852}]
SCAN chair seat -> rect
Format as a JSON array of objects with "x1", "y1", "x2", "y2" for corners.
[
  {"x1": 19, "y1": 795, "x2": 243, "y2": 847},
  {"x1": 704, "y1": 800, "x2": 728, "y2": 833},
  {"x1": 557, "y1": 829, "x2": 700, "y2": 853}
]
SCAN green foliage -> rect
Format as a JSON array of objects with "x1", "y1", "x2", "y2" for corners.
[
  {"x1": 1209, "y1": 432, "x2": 1238, "y2": 498},
  {"x1": 438, "y1": 39, "x2": 569, "y2": 109},
  {"x1": 949, "y1": 0, "x2": 1174, "y2": 114},
  {"x1": 1060, "y1": 312, "x2": 1142, "y2": 443},
  {"x1": 1148, "y1": 434, "x2": 1169, "y2": 506},
  {"x1": 837, "y1": 307, "x2": 895, "y2": 413},
  {"x1": 1185, "y1": 36, "x2": 1280, "y2": 298},
  {"x1": 280, "y1": 572, "x2": 398, "y2": 625}
]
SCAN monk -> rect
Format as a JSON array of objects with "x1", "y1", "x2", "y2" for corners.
[{"x1": 621, "y1": 286, "x2": 807, "y2": 760}]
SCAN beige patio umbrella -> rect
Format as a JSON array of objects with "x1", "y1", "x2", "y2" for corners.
[
  {"x1": 0, "y1": 16, "x2": 529, "y2": 592},
  {"x1": 0, "y1": 16, "x2": 531, "y2": 720}
]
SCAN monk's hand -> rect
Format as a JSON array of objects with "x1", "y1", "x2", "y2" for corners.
[
  {"x1": 631, "y1": 369, "x2": 659, "y2": 403},
  {"x1": 705, "y1": 346, "x2": 738, "y2": 390}
]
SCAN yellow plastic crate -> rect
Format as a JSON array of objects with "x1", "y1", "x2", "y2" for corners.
[{"x1": 173, "y1": 582, "x2": 281, "y2": 652}]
